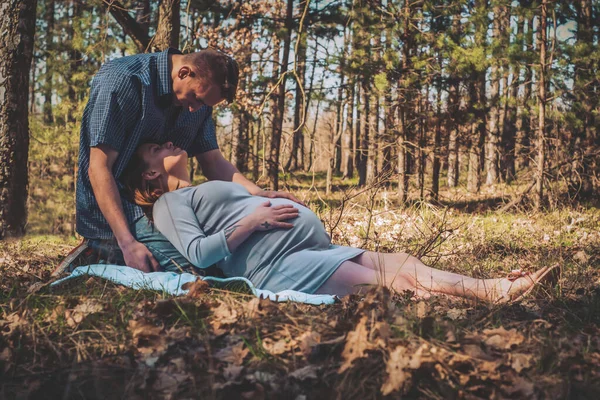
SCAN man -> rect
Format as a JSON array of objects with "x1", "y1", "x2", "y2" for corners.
[{"x1": 54, "y1": 48, "x2": 301, "y2": 275}]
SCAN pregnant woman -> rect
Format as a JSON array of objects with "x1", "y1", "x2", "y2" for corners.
[{"x1": 121, "y1": 142, "x2": 557, "y2": 303}]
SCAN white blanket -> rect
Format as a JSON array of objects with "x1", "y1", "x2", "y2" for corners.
[{"x1": 50, "y1": 265, "x2": 337, "y2": 305}]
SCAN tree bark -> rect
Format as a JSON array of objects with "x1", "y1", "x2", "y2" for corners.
[
  {"x1": 152, "y1": 0, "x2": 181, "y2": 52},
  {"x1": 485, "y1": 3, "x2": 504, "y2": 185},
  {"x1": 467, "y1": 0, "x2": 488, "y2": 193},
  {"x1": 268, "y1": 0, "x2": 293, "y2": 190},
  {"x1": 43, "y1": 0, "x2": 54, "y2": 123},
  {"x1": 285, "y1": 25, "x2": 308, "y2": 172},
  {"x1": 515, "y1": 11, "x2": 534, "y2": 170},
  {"x1": 0, "y1": 0, "x2": 37, "y2": 238},
  {"x1": 535, "y1": 1, "x2": 547, "y2": 210}
]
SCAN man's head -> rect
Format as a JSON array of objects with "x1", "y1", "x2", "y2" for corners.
[{"x1": 171, "y1": 49, "x2": 239, "y2": 112}]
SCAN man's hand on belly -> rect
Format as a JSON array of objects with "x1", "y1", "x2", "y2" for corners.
[{"x1": 254, "y1": 190, "x2": 307, "y2": 207}]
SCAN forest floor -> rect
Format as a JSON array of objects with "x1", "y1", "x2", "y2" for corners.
[{"x1": 2, "y1": 179, "x2": 600, "y2": 399}]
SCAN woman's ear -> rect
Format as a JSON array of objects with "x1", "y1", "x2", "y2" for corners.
[{"x1": 142, "y1": 170, "x2": 160, "y2": 181}]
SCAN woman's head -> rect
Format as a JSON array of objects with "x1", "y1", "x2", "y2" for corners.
[{"x1": 121, "y1": 142, "x2": 190, "y2": 216}]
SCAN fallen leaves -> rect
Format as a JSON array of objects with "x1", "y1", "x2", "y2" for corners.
[
  {"x1": 483, "y1": 327, "x2": 525, "y2": 350},
  {"x1": 338, "y1": 316, "x2": 372, "y2": 373},
  {"x1": 215, "y1": 341, "x2": 250, "y2": 366}
]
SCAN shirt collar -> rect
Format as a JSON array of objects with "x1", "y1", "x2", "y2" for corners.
[{"x1": 157, "y1": 47, "x2": 182, "y2": 98}]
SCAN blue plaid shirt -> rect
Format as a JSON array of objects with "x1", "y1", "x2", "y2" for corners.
[{"x1": 76, "y1": 48, "x2": 219, "y2": 239}]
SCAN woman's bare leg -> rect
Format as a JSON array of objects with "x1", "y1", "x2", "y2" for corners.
[
  {"x1": 314, "y1": 260, "x2": 379, "y2": 296},
  {"x1": 350, "y1": 251, "x2": 545, "y2": 302}
]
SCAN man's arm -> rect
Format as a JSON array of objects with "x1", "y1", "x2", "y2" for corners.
[
  {"x1": 196, "y1": 149, "x2": 305, "y2": 205},
  {"x1": 196, "y1": 149, "x2": 261, "y2": 193},
  {"x1": 89, "y1": 145, "x2": 160, "y2": 272}
]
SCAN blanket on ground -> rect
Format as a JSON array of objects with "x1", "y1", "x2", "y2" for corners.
[{"x1": 50, "y1": 265, "x2": 337, "y2": 305}]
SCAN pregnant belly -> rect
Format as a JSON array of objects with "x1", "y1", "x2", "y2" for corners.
[{"x1": 241, "y1": 197, "x2": 332, "y2": 260}]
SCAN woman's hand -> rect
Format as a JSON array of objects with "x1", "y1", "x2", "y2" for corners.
[{"x1": 248, "y1": 200, "x2": 299, "y2": 231}]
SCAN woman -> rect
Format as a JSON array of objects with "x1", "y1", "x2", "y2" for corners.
[{"x1": 121, "y1": 142, "x2": 557, "y2": 303}]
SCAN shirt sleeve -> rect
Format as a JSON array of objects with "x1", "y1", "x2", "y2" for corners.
[
  {"x1": 152, "y1": 192, "x2": 231, "y2": 269},
  {"x1": 88, "y1": 75, "x2": 141, "y2": 152},
  {"x1": 189, "y1": 107, "x2": 219, "y2": 155}
]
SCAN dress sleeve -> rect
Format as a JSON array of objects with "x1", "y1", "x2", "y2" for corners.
[{"x1": 152, "y1": 192, "x2": 231, "y2": 269}]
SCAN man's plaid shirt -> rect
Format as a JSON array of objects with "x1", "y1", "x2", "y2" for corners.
[{"x1": 76, "y1": 48, "x2": 218, "y2": 239}]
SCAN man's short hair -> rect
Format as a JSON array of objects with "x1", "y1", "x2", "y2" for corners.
[{"x1": 182, "y1": 49, "x2": 239, "y2": 104}]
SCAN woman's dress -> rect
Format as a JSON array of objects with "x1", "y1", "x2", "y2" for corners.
[{"x1": 152, "y1": 181, "x2": 364, "y2": 293}]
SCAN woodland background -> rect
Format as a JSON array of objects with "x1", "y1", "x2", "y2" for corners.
[
  {"x1": 1, "y1": 1, "x2": 600, "y2": 399},
  {"x1": 0, "y1": 0, "x2": 599, "y2": 235}
]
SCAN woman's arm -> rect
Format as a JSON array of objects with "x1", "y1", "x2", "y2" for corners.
[{"x1": 153, "y1": 194, "x2": 299, "y2": 269}]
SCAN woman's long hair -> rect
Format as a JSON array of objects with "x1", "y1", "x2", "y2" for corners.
[{"x1": 120, "y1": 151, "x2": 167, "y2": 220}]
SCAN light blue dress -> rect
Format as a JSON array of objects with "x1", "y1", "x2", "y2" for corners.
[{"x1": 152, "y1": 181, "x2": 365, "y2": 293}]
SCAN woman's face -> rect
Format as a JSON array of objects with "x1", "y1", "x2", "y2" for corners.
[{"x1": 137, "y1": 142, "x2": 188, "y2": 181}]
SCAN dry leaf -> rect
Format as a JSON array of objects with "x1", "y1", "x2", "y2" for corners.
[
  {"x1": 128, "y1": 319, "x2": 167, "y2": 355},
  {"x1": 211, "y1": 301, "x2": 239, "y2": 331},
  {"x1": 289, "y1": 365, "x2": 318, "y2": 381},
  {"x1": 73, "y1": 299, "x2": 103, "y2": 315},
  {"x1": 446, "y1": 308, "x2": 466, "y2": 321},
  {"x1": 511, "y1": 353, "x2": 532, "y2": 373},
  {"x1": 339, "y1": 316, "x2": 372, "y2": 373},
  {"x1": 381, "y1": 346, "x2": 411, "y2": 395},
  {"x1": 298, "y1": 330, "x2": 321, "y2": 358},
  {"x1": 223, "y1": 365, "x2": 244, "y2": 381},
  {"x1": 183, "y1": 279, "x2": 210, "y2": 299},
  {"x1": 215, "y1": 342, "x2": 249, "y2": 366},
  {"x1": 483, "y1": 327, "x2": 525, "y2": 350},
  {"x1": 262, "y1": 338, "x2": 290, "y2": 355}
]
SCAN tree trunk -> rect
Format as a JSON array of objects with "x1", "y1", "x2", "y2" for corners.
[
  {"x1": 151, "y1": 0, "x2": 181, "y2": 52},
  {"x1": 0, "y1": 0, "x2": 37, "y2": 238},
  {"x1": 467, "y1": 0, "x2": 488, "y2": 193},
  {"x1": 446, "y1": 6, "x2": 462, "y2": 188},
  {"x1": 430, "y1": 66, "x2": 442, "y2": 201},
  {"x1": 268, "y1": 0, "x2": 293, "y2": 190},
  {"x1": 485, "y1": 4, "x2": 504, "y2": 185},
  {"x1": 571, "y1": 0, "x2": 596, "y2": 197},
  {"x1": 516, "y1": 11, "x2": 534, "y2": 171},
  {"x1": 343, "y1": 79, "x2": 356, "y2": 179},
  {"x1": 535, "y1": 1, "x2": 547, "y2": 210},
  {"x1": 285, "y1": 26, "x2": 308, "y2": 172},
  {"x1": 397, "y1": 0, "x2": 414, "y2": 202},
  {"x1": 503, "y1": 9, "x2": 523, "y2": 182},
  {"x1": 43, "y1": 0, "x2": 54, "y2": 123}
]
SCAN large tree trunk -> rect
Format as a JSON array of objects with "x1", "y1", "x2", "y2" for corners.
[
  {"x1": 43, "y1": 0, "x2": 54, "y2": 124},
  {"x1": 152, "y1": 0, "x2": 181, "y2": 51},
  {"x1": 571, "y1": 0, "x2": 596, "y2": 198},
  {"x1": 467, "y1": 0, "x2": 488, "y2": 193},
  {"x1": 446, "y1": 6, "x2": 462, "y2": 188},
  {"x1": 267, "y1": 0, "x2": 293, "y2": 190},
  {"x1": 502, "y1": 8, "x2": 523, "y2": 182},
  {"x1": 397, "y1": 0, "x2": 414, "y2": 202},
  {"x1": 0, "y1": 0, "x2": 37, "y2": 238},
  {"x1": 343, "y1": 78, "x2": 356, "y2": 179},
  {"x1": 535, "y1": 1, "x2": 548, "y2": 210},
  {"x1": 285, "y1": 25, "x2": 308, "y2": 172},
  {"x1": 515, "y1": 11, "x2": 534, "y2": 171},
  {"x1": 485, "y1": 3, "x2": 505, "y2": 185}
]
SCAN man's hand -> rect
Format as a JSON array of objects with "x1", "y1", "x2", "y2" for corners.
[
  {"x1": 120, "y1": 239, "x2": 161, "y2": 273},
  {"x1": 254, "y1": 190, "x2": 307, "y2": 207}
]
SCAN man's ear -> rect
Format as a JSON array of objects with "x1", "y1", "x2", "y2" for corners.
[
  {"x1": 142, "y1": 170, "x2": 160, "y2": 181},
  {"x1": 178, "y1": 65, "x2": 193, "y2": 80}
]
